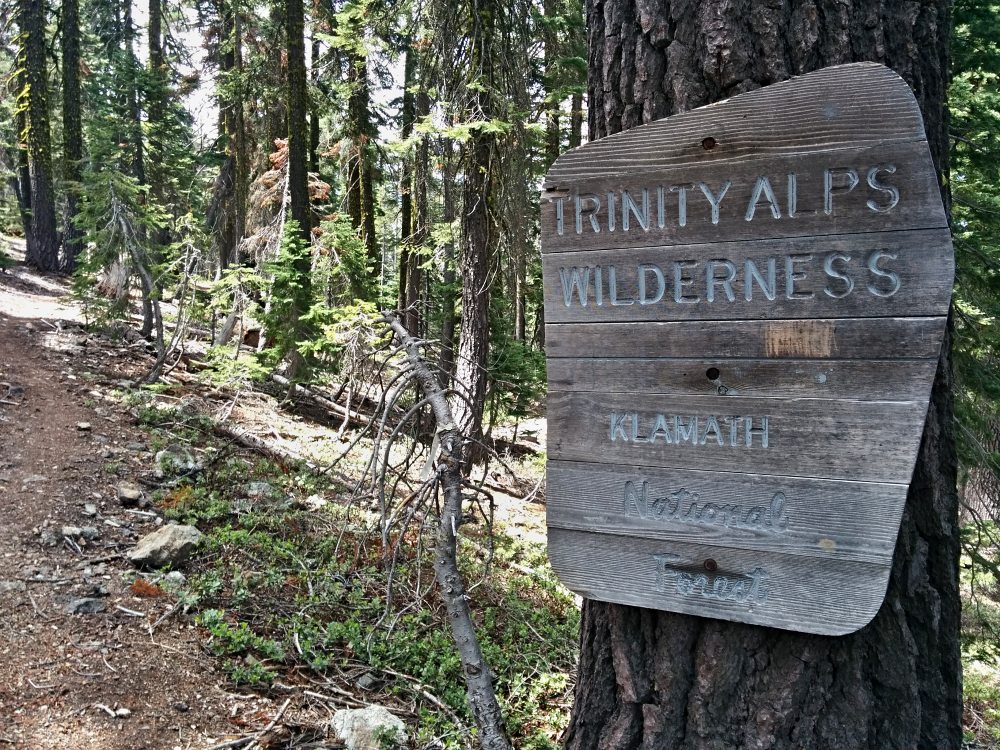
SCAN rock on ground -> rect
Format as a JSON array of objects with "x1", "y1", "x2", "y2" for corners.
[
  {"x1": 128, "y1": 524, "x2": 203, "y2": 569},
  {"x1": 330, "y1": 705, "x2": 408, "y2": 750}
]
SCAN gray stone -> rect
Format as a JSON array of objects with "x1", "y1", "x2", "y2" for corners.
[
  {"x1": 76, "y1": 422, "x2": 91, "y2": 431},
  {"x1": 80, "y1": 526, "x2": 99, "y2": 540},
  {"x1": 82, "y1": 503, "x2": 98, "y2": 517},
  {"x1": 330, "y1": 706, "x2": 407, "y2": 750},
  {"x1": 128, "y1": 525, "x2": 203, "y2": 569},
  {"x1": 65, "y1": 597, "x2": 106, "y2": 615},
  {"x1": 163, "y1": 571, "x2": 187, "y2": 587},
  {"x1": 117, "y1": 482, "x2": 143, "y2": 507},
  {"x1": 0, "y1": 581, "x2": 27, "y2": 594},
  {"x1": 153, "y1": 446, "x2": 200, "y2": 479},
  {"x1": 61, "y1": 526, "x2": 83, "y2": 539}
]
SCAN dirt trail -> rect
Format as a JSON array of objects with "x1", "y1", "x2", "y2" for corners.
[{"x1": 0, "y1": 254, "x2": 249, "y2": 749}]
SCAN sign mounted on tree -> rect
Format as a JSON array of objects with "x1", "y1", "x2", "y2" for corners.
[{"x1": 539, "y1": 63, "x2": 953, "y2": 636}]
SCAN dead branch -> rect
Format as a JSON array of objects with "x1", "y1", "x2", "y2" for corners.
[
  {"x1": 269, "y1": 373, "x2": 380, "y2": 431},
  {"x1": 382, "y1": 311, "x2": 512, "y2": 750},
  {"x1": 212, "y1": 421, "x2": 319, "y2": 473}
]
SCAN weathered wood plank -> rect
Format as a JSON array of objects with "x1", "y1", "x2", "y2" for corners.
[
  {"x1": 543, "y1": 228, "x2": 953, "y2": 323},
  {"x1": 544, "y1": 63, "x2": 924, "y2": 183},
  {"x1": 547, "y1": 526, "x2": 889, "y2": 635},
  {"x1": 546, "y1": 460, "x2": 906, "y2": 564},
  {"x1": 541, "y1": 142, "x2": 946, "y2": 253},
  {"x1": 546, "y1": 358, "x2": 938, "y2": 402},
  {"x1": 547, "y1": 391, "x2": 927, "y2": 483},
  {"x1": 540, "y1": 64, "x2": 953, "y2": 634},
  {"x1": 545, "y1": 316, "x2": 947, "y2": 361}
]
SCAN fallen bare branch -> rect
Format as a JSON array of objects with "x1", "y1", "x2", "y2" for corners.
[{"x1": 382, "y1": 311, "x2": 512, "y2": 750}]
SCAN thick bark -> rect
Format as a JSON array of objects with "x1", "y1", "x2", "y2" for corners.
[
  {"x1": 563, "y1": 2, "x2": 960, "y2": 749},
  {"x1": 211, "y1": 0, "x2": 248, "y2": 269},
  {"x1": 61, "y1": 0, "x2": 84, "y2": 271},
  {"x1": 451, "y1": 0, "x2": 499, "y2": 470},
  {"x1": 452, "y1": 122, "x2": 494, "y2": 467},
  {"x1": 18, "y1": 0, "x2": 60, "y2": 272},
  {"x1": 283, "y1": 0, "x2": 313, "y2": 377}
]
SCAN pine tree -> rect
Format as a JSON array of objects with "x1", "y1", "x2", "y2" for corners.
[
  {"x1": 18, "y1": 0, "x2": 60, "y2": 271},
  {"x1": 61, "y1": 0, "x2": 84, "y2": 271},
  {"x1": 562, "y1": 3, "x2": 961, "y2": 747}
]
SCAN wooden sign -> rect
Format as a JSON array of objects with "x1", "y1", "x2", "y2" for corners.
[{"x1": 539, "y1": 63, "x2": 953, "y2": 636}]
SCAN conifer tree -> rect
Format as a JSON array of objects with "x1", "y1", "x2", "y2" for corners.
[{"x1": 17, "y1": 0, "x2": 60, "y2": 271}]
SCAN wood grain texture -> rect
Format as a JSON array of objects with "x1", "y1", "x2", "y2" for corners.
[
  {"x1": 544, "y1": 63, "x2": 925, "y2": 183},
  {"x1": 543, "y1": 228, "x2": 953, "y2": 323},
  {"x1": 547, "y1": 391, "x2": 927, "y2": 483},
  {"x1": 540, "y1": 63, "x2": 954, "y2": 638},
  {"x1": 546, "y1": 460, "x2": 907, "y2": 563},
  {"x1": 541, "y1": 142, "x2": 946, "y2": 253},
  {"x1": 545, "y1": 316, "x2": 947, "y2": 360},
  {"x1": 547, "y1": 526, "x2": 889, "y2": 635},
  {"x1": 546, "y1": 358, "x2": 938, "y2": 401}
]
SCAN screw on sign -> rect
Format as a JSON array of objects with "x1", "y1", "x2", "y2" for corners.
[{"x1": 539, "y1": 63, "x2": 953, "y2": 636}]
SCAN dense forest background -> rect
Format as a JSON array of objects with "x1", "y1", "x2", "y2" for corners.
[
  {"x1": 1, "y1": 0, "x2": 590, "y2": 449},
  {"x1": 1, "y1": 0, "x2": 999, "y2": 745}
]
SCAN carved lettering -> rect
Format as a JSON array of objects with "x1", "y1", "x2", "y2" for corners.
[
  {"x1": 745, "y1": 176, "x2": 782, "y2": 221},
  {"x1": 611, "y1": 413, "x2": 771, "y2": 448},
  {"x1": 552, "y1": 163, "x2": 904, "y2": 234},
  {"x1": 823, "y1": 253, "x2": 854, "y2": 298},
  {"x1": 654, "y1": 554, "x2": 770, "y2": 605},
  {"x1": 866, "y1": 249, "x2": 902, "y2": 297},
  {"x1": 557, "y1": 250, "x2": 901, "y2": 309},
  {"x1": 624, "y1": 482, "x2": 792, "y2": 534},
  {"x1": 823, "y1": 167, "x2": 860, "y2": 215},
  {"x1": 865, "y1": 164, "x2": 900, "y2": 212},
  {"x1": 698, "y1": 180, "x2": 731, "y2": 224}
]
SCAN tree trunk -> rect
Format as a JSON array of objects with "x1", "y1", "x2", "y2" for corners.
[
  {"x1": 450, "y1": 0, "x2": 499, "y2": 470},
  {"x1": 61, "y1": 0, "x2": 84, "y2": 272},
  {"x1": 544, "y1": 0, "x2": 561, "y2": 168},
  {"x1": 286, "y1": 0, "x2": 310, "y2": 239},
  {"x1": 124, "y1": 0, "x2": 146, "y2": 188},
  {"x1": 282, "y1": 0, "x2": 313, "y2": 378},
  {"x1": 309, "y1": 30, "x2": 321, "y2": 174},
  {"x1": 563, "y1": 2, "x2": 960, "y2": 749},
  {"x1": 398, "y1": 41, "x2": 416, "y2": 326},
  {"x1": 18, "y1": 0, "x2": 60, "y2": 272},
  {"x1": 344, "y1": 39, "x2": 379, "y2": 281},
  {"x1": 438, "y1": 141, "x2": 458, "y2": 389},
  {"x1": 407, "y1": 87, "x2": 430, "y2": 337},
  {"x1": 264, "y1": 1, "x2": 289, "y2": 161},
  {"x1": 148, "y1": 0, "x2": 171, "y2": 251},
  {"x1": 211, "y1": 0, "x2": 248, "y2": 269},
  {"x1": 12, "y1": 64, "x2": 32, "y2": 240}
]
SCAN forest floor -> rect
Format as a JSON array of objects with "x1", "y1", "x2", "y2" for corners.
[
  {"x1": 0, "y1": 243, "x2": 298, "y2": 748},
  {"x1": 0, "y1": 240, "x2": 562, "y2": 750},
  {"x1": 0, "y1": 249, "x2": 244, "y2": 748}
]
